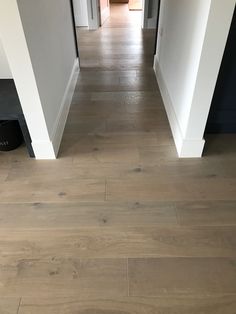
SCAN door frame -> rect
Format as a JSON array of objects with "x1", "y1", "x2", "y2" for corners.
[
  {"x1": 86, "y1": 0, "x2": 159, "y2": 31},
  {"x1": 153, "y1": 0, "x2": 161, "y2": 54},
  {"x1": 87, "y1": 0, "x2": 100, "y2": 30},
  {"x1": 142, "y1": 0, "x2": 160, "y2": 29},
  {"x1": 69, "y1": 0, "x2": 79, "y2": 57}
]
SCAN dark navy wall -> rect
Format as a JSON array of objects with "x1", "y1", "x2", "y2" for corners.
[{"x1": 206, "y1": 5, "x2": 236, "y2": 133}]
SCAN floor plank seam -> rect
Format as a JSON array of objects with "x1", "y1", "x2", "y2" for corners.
[
  {"x1": 16, "y1": 297, "x2": 22, "y2": 314},
  {"x1": 104, "y1": 178, "x2": 108, "y2": 201},
  {"x1": 174, "y1": 203, "x2": 182, "y2": 226},
  {"x1": 127, "y1": 258, "x2": 130, "y2": 297}
]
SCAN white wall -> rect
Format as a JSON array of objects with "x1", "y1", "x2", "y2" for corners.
[
  {"x1": 0, "y1": 39, "x2": 12, "y2": 78},
  {"x1": 17, "y1": 0, "x2": 77, "y2": 137},
  {"x1": 156, "y1": 0, "x2": 211, "y2": 136},
  {"x1": 154, "y1": 0, "x2": 235, "y2": 157},
  {"x1": 73, "y1": 0, "x2": 88, "y2": 27},
  {"x1": 87, "y1": 0, "x2": 100, "y2": 30},
  {"x1": 0, "y1": 0, "x2": 79, "y2": 159}
]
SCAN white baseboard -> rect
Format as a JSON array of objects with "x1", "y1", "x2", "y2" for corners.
[
  {"x1": 32, "y1": 58, "x2": 79, "y2": 160},
  {"x1": 179, "y1": 138, "x2": 205, "y2": 158},
  {"x1": 153, "y1": 55, "x2": 205, "y2": 158},
  {"x1": 50, "y1": 58, "x2": 79, "y2": 157}
]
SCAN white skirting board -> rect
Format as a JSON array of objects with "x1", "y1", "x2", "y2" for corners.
[
  {"x1": 153, "y1": 55, "x2": 205, "y2": 158},
  {"x1": 32, "y1": 58, "x2": 79, "y2": 159}
]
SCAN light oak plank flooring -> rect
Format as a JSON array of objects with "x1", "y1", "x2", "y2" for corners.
[
  {"x1": 18, "y1": 296, "x2": 236, "y2": 314},
  {"x1": 0, "y1": 299, "x2": 20, "y2": 314},
  {"x1": 128, "y1": 257, "x2": 236, "y2": 296},
  {"x1": 1, "y1": 3, "x2": 236, "y2": 313}
]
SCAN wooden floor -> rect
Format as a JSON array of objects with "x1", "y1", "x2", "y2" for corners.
[
  {"x1": 1, "y1": 4, "x2": 236, "y2": 313},
  {"x1": 128, "y1": 0, "x2": 142, "y2": 11}
]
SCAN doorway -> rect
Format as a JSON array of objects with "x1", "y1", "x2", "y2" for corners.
[
  {"x1": 72, "y1": 1, "x2": 159, "y2": 31},
  {"x1": 205, "y1": 5, "x2": 236, "y2": 134},
  {"x1": 63, "y1": 0, "x2": 168, "y2": 167},
  {"x1": 204, "y1": 4, "x2": 236, "y2": 157},
  {"x1": 76, "y1": 2, "x2": 150, "y2": 69},
  {"x1": 102, "y1": 1, "x2": 143, "y2": 28},
  {"x1": 72, "y1": 0, "x2": 160, "y2": 69}
]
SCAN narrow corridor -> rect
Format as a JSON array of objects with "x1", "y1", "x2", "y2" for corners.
[{"x1": 62, "y1": 3, "x2": 175, "y2": 190}]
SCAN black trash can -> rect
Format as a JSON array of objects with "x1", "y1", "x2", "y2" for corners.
[{"x1": 0, "y1": 120, "x2": 23, "y2": 151}]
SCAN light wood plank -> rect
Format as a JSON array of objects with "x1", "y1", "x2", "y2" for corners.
[
  {"x1": 0, "y1": 298, "x2": 20, "y2": 314},
  {"x1": 0, "y1": 226, "x2": 236, "y2": 261},
  {"x1": 128, "y1": 257, "x2": 236, "y2": 296},
  {"x1": 107, "y1": 177, "x2": 236, "y2": 201},
  {"x1": 176, "y1": 201, "x2": 236, "y2": 226},
  {"x1": 0, "y1": 259, "x2": 127, "y2": 298},
  {"x1": 18, "y1": 296, "x2": 236, "y2": 314},
  {"x1": 0, "y1": 179, "x2": 105, "y2": 203},
  {"x1": 0, "y1": 202, "x2": 177, "y2": 229}
]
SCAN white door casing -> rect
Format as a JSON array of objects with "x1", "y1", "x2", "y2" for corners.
[
  {"x1": 87, "y1": 0, "x2": 100, "y2": 30},
  {"x1": 73, "y1": 0, "x2": 89, "y2": 27},
  {"x1": 142, "y1": 0, "x2": 159, "y2": 29}
]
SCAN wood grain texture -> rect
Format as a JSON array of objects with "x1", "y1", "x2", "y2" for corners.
[
  {"x1": 176, "y1": 201, "x2": 236, "y2": 226},
  {"x1": 18, "y1": 296, "x2": 236, "y2": 314},
  {"x1": 0, "y1": 202, "x2": 178, "y2": 228},
  {"x1": 128, "y1": 257, "x2": 236, "y2": 296},
  {"x1": 0, "y1": 258, "x2": 127, "y2": 298},
  {"x1": 0, "y1": 226, "x2": 236, "y2": 262},
  {"x1": 1, "y1": 3, "x2": 236, "y2": 313},
  {"x1": 106, "y1": 177, "x2": 236, "y2": 201},
  {"x1": 0, "y1": 299, "x2": 20, "y2": 314}
]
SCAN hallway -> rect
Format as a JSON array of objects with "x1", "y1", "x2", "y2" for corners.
[{"x1": 0, "y1": 3, "x2": 236, "y2": 313}]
